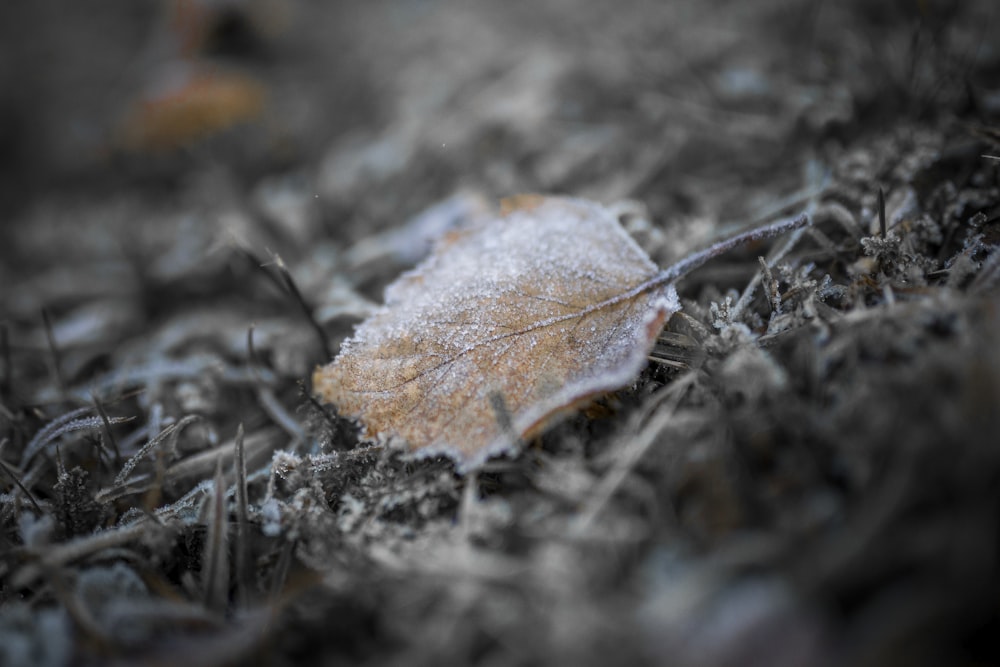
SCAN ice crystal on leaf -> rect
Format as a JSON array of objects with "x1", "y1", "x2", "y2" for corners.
[{"x1": 313, "y1": 195, "x2": 807, "y2": 472}]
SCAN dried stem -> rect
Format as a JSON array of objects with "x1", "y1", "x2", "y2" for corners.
[
  {"x1": 92, "y1": 392, "x2": 123, "y2": 467},
  {"x1": 233, "y1": 423, "x2": 249, "y2": 608},
  {"x1": 653, "y1": 212, "x2": 811, "y2": 285},
  {"x1": 41, "y1": 308, "x2": 67, "y2": 395},
  {"x1": 878, "y1": 187, "x2": 887, "y2": 237},
  {"x1": 0, "y1": 438, "x2": 43, "y2": 513},
  {"x1": 203, "y1": 459, "x2": 230, "y2": 612}
]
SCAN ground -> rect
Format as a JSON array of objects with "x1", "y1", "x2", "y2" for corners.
[{"x1": 1, "y1": 1, "x2": 999, "y2": 665}]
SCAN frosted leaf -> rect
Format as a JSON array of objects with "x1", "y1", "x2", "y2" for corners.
[
  {"x1": 313, "y1": 196, "x2": 675, "y2": 471},
  {"x1": 313, "y1": 196, "x2": 808, "y2": 472}
]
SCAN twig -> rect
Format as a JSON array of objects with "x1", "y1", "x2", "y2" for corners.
[
  {"x1": 41, "y1": 308, "x2": 67, "y2": 396},
  {"x1": 759, "y1": 256, "x2": 782, "y2": 315},
  {"x1": 730, "y1": 215, "x2": 810, "y2": 322},
  {"x1": 21, "y1": 408, "x2": 135, "y2": 468},
  {"x1": 257, "y1": 386, "x2": 305, "y2": 440},
  {"x1": 246, "y1": 325, "x2": 305, "y2": 440},
  {"x1": 244, "y1": 248, "x2": 331, "y2": 360},
  {"x1": 112, "y1": 415, "x2": 201, "y2": 486},
  {"x1": 0, "y1": 438, "x2": 43, "y2": 513},
  {"x1": 233, "y1": 423, "x2": 249, "y2": 609},
  {"x1": 272, "y1": 252, "x2": 332, "y2": 361},
  {"x1": 91, "y1": 393, "x2": 123, "y2": 467},
  {"x1": 656, "y1": 212, "x2": 811, "y2": 285},
  {"x1": 203, "y1": 459, "x2": 230, "y2": 612},
  {"x1": 878, "y1": 186, "x2": 887, "y2": 238}
]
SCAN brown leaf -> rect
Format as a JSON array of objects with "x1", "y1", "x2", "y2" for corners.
[
  {"x1": 118, "y1": 64, "x2": 265, "y2": 153},
  {"x1": 313, "y1": 195, "x2": 672, "y2": 469},
  {"x1": 313, "y1": 196, "x2": 808, "y2": 471}
]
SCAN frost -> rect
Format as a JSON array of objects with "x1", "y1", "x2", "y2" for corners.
[
  {"x1": 313, "y1": 197, "x2": 808, "y2": 471},
  {"x1": 337, "y1": 493, "x2": 366, "y2": 533},
  {"x1": 260, "y1": 497, "x2": 284, "y2": 537},
  {"x1": 710, "y1": 295, "x2": 741, "y2": 330}
]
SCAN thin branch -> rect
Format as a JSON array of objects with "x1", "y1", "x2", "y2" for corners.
[
  {"x1": 878, "y1": 187, "x2": 887, "y2": 238},
  {"x1": 41, "y1": 308, "x2": 67, "y2": 395},
  {"x1": 203, "y1": 459, "x2": 230, "y2": 612},
  {"x1": 233, "y1": 423, "x2": 249, "y2": 609},
  {"x1": 655, "y1": 212, "x2": 811, "y2": 284},
  {"x1": 243, "y1": 248, "x2": 331, "y2": 360},
  {"x1": 112, "y1": 415, "x2": 201, "y2": 486},
  {"x1": 0, "y1": 439, "x2": 43, "y2": 513},
  {"x1": 272, "y1": 252, "x2": 332, "y2": 360},
  {"x1": 21, "y1": 408, "x2": 135, "y2": 468},
  {"x1": 91, "y1": 393, "x2": 123, "y2": 467}
]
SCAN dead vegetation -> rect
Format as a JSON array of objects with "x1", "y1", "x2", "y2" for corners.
[{"x1": 2, "y1": 1, "x2": 999, "y2": 665}]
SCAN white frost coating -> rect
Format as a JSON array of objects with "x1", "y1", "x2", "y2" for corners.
[
  {"x1": 315, "y1": 202, "x2": 809, "y2": 471},
  {"x1": 316, "y1": 196, "x2": 684, "y2": 472},
  {"x1": 259, "y1": 498, "x2": 283, "y2": 537},
  {"x1": 419, "y1": 285, "x2": 681, "y2": 473}
]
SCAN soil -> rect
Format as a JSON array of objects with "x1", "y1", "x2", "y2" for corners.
[{"x1": 2, "y1": 1, "x2": 1000, "y2": 665}]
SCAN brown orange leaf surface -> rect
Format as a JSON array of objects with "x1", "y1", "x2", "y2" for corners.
[
  {"x1": 119, "y1": 64, "x2": 265, "y2": 153},
  {"x1": 313, "y1": 196, "x2": 808, "y2": 471}
]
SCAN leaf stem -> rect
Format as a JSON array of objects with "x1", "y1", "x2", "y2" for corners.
[
  {"x1": 477, "y1": 211, "x2": 812, "y2": 345},
  {"x1": 651, "y1": 212, "x2": 810, "y2": 286}
]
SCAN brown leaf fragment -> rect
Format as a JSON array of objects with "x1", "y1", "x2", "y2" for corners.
[
  {"x1": 118, "y1": 63, "x2": 265, "y2": 153},
  {"x1": 313, "y1": 196, "x2": 679, "y2": 471}
]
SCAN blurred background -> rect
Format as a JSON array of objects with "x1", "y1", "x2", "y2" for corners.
[
  {"x1": 3, "y1": 0, "x2": 997, "y2": 322},
  {"x1": 3, "y1": 0, "x2": 995, "y2": 220}
]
